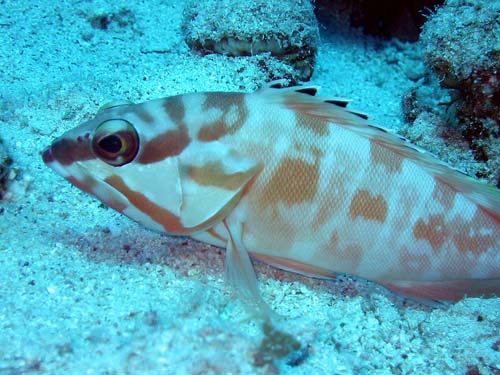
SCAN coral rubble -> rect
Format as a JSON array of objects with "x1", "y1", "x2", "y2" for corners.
[{"x1": 182, "y1": 0, "x2": 319, "y2": 81}]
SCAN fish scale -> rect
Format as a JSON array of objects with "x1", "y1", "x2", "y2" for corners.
[{"x1": 42, "y1": 81, "x2": 500, "y2": 316}]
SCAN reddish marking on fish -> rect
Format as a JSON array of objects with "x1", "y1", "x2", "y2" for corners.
[
  {"x1": 413, "y1": 214, "x2": 449, "y2": 252},
  {"x1": 349, "y1": 189, "x2": 388, "y2": 223},
  {"x1": 106, "y1": 175, "x2": 186, "y2": 234}
]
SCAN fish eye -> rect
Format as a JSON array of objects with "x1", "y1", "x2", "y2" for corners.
[{"x1": 92, "y1": 119, "x2": 139, "y2": 166}]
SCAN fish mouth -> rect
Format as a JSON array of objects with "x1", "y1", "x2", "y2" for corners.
[
  {"x1": 41, "y1": 144, "x2": 71, "y2": 178},
  {"x1": 42, "y1": 141, "x2": 85, "y2": 185},
  {"x1": 42, "y1": 146, "x2": 54, "y2": 165},
  {"x1": 42, "y1": 142, "x2": 131, "y2": 214},
  {"x1": 41, "y1": 145, "x2": 63, "y2": 175}
]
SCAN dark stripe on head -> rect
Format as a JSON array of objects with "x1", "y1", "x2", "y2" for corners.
[
  {"x1": 106, "y1": 175, "x2": 187, "y2": 234},
  {"x1": 137, "y1": 123, "x2": 190, "y2": 163},
  {"x1": 49, "y1": 133, "x2": 94, "y2": 165},
  {"x1": 163, "y1": 95, "x2": 186, "y2": 125},
  {"x1": 137, "y1": 96, "x2": 191, "y2": 164},
  {"x1": 197, "y1": 93, "x2": 248, "y2": 141}
]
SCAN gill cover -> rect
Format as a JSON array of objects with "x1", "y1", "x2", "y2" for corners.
[
  {"x1": 90, "y1": 111, "x2": 260, "y2": 232},
  {"x1": 176, "y1": 141, "x2": 261, "y2": 230}
]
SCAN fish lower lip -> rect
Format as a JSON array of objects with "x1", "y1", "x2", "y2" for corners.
[{"x1": 42, "y1": 147, "x2": 54, "y2": 164}]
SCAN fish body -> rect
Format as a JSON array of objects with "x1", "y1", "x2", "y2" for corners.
[{"x1": 43, "y1": 82, "x2": 500, "y2": 309}]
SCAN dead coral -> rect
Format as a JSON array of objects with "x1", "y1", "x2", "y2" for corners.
[
  {"x1": 87, "y1": 8, "x2": 136, "y2": 31},
  {"x1": 253, "y1": 322, "x2": 303, "y2": 370},
  {"x1": 182, "y1": 0, "x2": 319, "y2": 81},
  {"x1": 0, "y1": 138, "x2": 13, "y2": 200},
  {"x1": 315, "y1": 0, "x2": 444, "y2": 42},
  {"x1": 419, "y1": 0, "x2": 500, "y2": 182}
]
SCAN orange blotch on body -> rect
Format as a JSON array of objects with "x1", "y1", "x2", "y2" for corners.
[
  {"x1": 431, "y1": 179, "x2": 456, "y2": 211},
  {"x1": 348, "y1": 189, "x2": 388, "y2": 223},
  {"x1": 295, "y1": 112, "x2": 329, "y2": 137},
  {"x1": 369, "y1": 140, "x2": 403, "y2": 173},
  {"x1": 413, "y1": 214, "x2": 449, "y2": 252},
  {"x1": 259, "y1": 157, "x2": 319, "y2": 207},
  {"x1": 452, "y1": 208, "x2": 497, "y2": 255}
]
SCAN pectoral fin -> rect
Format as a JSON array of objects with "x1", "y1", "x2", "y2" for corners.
[
  {"x1": 223, "y1": 219, "x2": 274, "y2": 320},
  {"x1": 178, "y1": 142, "x2": 261, "y2": 230}
]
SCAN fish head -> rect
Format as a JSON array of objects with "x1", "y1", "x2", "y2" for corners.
[
  {"x1": 42, "y1": 99, "x2": 194, "y2": 234},
  {"x1": 43, "y1": 95, "x2": 260, "y2": 235}
]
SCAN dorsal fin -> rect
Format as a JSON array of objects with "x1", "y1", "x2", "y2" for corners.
[
  {"x1": 260, "y1": 81, "x2": 368, "y2": 121},
  {"x1": 256, "y1": 82, "x2": 500, "y2": 219},
  {"x1": 324, "y1": 99, "x2": 349, "y2": 108},
  {"x1": 295, "y1": 87, "x2": 318, "y2": 96},
  {"x1": 347, "y1": 110, "x2": 369, "y2": 120}
]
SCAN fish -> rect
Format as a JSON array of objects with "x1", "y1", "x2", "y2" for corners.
[{"x1": 42, "y1": 81, "x2": 500, "y2": 316}]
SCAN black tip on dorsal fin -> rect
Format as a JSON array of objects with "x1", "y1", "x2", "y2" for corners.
[
  {"x1": 269, "y1": 81, "x2": 286, "y2": 89},
  {"x1": 367, "y1": 124, "x2": 388, "y2": 133},
  {"x1": 263, "y1": 81, "x2": 371, "y2": 121},
  {"x1": 324, "y1": 99, "x2": 349, "y2": 108},
  {"x1": 348, "y1": 110, "x2": 369, "y2": 120},
  {"x1": 295, "y1": 87, "x2": 318, "y2": 96}
]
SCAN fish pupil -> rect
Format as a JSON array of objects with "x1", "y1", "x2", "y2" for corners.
[{"x1": 99, "y1": 135, "x2": 122, "y2": 154}]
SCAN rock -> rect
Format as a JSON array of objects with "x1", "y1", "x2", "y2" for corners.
[
  {"x1": 420, "y1": 0, "x2": 500, "y2": 175},
  {"x1": 182, "y1": 0, "x2": 319, "y2": 81},
  {"x1": 0, "y1": 139, "x2": 13, "y2": 200}
]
